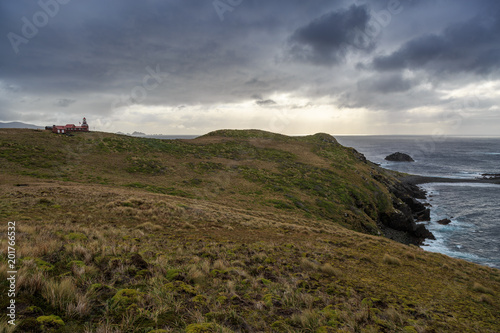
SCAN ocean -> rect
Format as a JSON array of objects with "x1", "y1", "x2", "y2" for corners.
[{"x1": 336, "y1": 136, "x2": 500, "y2": 268}]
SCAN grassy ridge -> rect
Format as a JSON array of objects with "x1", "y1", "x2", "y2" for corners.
[
  {"x1": 0, "y1": 129, "x2": 395, "y2": 234},
  {"x1": 0, "y1": 129, "x2": 499, "y2": 332}
]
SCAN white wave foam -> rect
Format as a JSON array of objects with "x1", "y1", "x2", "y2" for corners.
[
  {"x1": 454, "y1": 171, "x2": 484, "y2": 179},
  {"x1": 417, "y1": 186, "x2": 498, "y2": 267},
  {"x1": 422, "y1": 237, "x2": 485, "y2": 263},
  {"x1": 423, "y1": 182, "x2": 500, "y2": 188}
]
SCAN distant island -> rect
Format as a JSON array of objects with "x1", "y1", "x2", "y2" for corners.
[
  {"x1": 116, "y1": 131, "x2": 147, "y2": 136},
  {"x1": 0, "y1": 121, "x2": 42, "y2": 129}
]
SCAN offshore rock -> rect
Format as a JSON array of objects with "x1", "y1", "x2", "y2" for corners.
[
  {"x1": 385, "y1": 152, "x2": 415, "y2": 162},
  {"x1": 437, "y1": 218, "x2": 452, "y2": 225}
]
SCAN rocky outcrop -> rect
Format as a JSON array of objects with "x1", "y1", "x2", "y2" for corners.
[
  {"x1": 378, "y1": 181, "x2": 434, "y2": 245},
  {"x1": 385, "y1": 152, "x2": 414, "y2": 162},
  {"x1": 347, "y1": 147, "x2": 368, "y2": 163},
  {"x1": 437, "y1": 218, "x2": 452, "y2": 225},
  {"x1": 479, "y1": 173, "x2": 500, "y2": 180}
]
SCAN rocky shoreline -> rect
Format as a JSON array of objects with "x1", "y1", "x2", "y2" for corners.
[
  {"x1": 377, "y1": 178, "x2": 434, "y2": 246},
  {"x1": 401, "y1": 175, "x2": 500, "y2": 185},
  {"x1": 381, "y1": 174, "x2": 500, "y2": 246},
  {"x1": 478, "y1": 173, "x2": 500, "y2": 180}
]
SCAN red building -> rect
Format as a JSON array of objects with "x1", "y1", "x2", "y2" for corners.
[{"x1": 52, "y1": 117, "x2": 89, "y2": 134}]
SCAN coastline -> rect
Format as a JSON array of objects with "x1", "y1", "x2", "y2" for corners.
[
  {"x1": 400, "y1": 174, "x2": 500, "y2": 267},
  {"x1": 401, "y1": 175, "x2": 500, "y2": 185},
  {"x1": 381, "y1": 174, "x2": 499, "y2": 246}
]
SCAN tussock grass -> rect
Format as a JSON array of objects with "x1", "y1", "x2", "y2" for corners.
[
  {"x1": 383, "y1": 253, "x2": 402, "y2": 266},
  {"x1": 0, "y1": 263, "x2": 8, "y2": 280},
  {"x1": 188, "y1": 266, "x2": 207, "y2": 285},
  {"x1": 212, "y1": 259, "x2": 228, "y2": 271},
  {"x1": 136, "y1": 221, "x2": 163, "y2": 231},
  {"x1": 405, "y1": 251, "x2": 417, "y2": 260},
  {"x1": 16, "y1": 266, "x2": 46, "y2": 294},
  {"x1": 300, "y1": 257, "x2": 319, "y2": 270},
  {"x1": 478, "y1": 294, "x2": 494, "y2": 305},
  {"x1": 0, "y1": 322, "x2": 16, "y2": 333},
  {"x1": 67, "y1": 293, "x2": 91, "y2": 318},
  {"x1": 472, "y1": 282, "x2": 495, "y2": 295},
  {"x1": 319, "y1": 263, "x2": 342, "y2": 277},
  {"x1": 0, "y1": 130, "x2": 499, "y2": 332},
  {"x1": 42, "y1": 278, "x2": 78, "y2": 311}
]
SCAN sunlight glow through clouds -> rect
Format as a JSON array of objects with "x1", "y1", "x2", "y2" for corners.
[{"x1": 439, "y1": 80, "x2": 500, "y2": 100}]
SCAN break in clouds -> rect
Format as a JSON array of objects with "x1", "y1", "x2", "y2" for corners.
[{"x1": 1, "y1": 0, "x2": 500, "y2": 135}]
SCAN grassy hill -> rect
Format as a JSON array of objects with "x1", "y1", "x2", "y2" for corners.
[
  {"x1": 0, "y1": 129, "x2": 499, "y2": 332},
  {"x1": 0, "y1": 129, "x2": 400, "y2": 235}
]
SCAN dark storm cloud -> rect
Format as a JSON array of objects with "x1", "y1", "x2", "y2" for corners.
[
  {"x1": 55, "y1": 98, "x2": 76, "y2": 107},
  {"x1": 372, "y1": 2, "x2": 500, "y2": 75},
  {"x1": 1, "y1": 1, "x2": 220, "y2": 92},
  {"x1": 245, "y1": 78, "x2": 270, "y2": 88},
  {"x1": 0, "y1": 0, "x2": 499, "y2": 134},
  {"x1": 256, "y1": 99, "x2": 277, "y2": 106},
  {"x1": 0, "y1": 0, "x2": 345, "y2": 108},
  {"x1": 357, "y1": 74, "x2": 414, "y2": 94},
  {"x1": 338, "y1": 85, "x2": 443, "y2": 113},
  {"x1": 286, "y1": 5, "x2": 374, "y2": 66}
]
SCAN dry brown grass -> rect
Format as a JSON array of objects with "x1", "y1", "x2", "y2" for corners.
[
  {"x1": 472, "y1": 282, "x2": 495, "y2": 295},
  {"x1": 187, "y1": 266, "x2": 206, "y2": 285},
  {"x1": 319, "y1": 263, "x2": 342, "y2": 277},
  {"x1": 0, "y1": 165, "x2": 499, "y2": 332},
  {"x1": 478, "y1": 294, "x2": 494, "y2": 305},
  {"x1": 136, "y1": 221, "x2": 163, "y2": 231},
  {"x1": 383, "y1": 253, "x2": 402, "y2": 266},
  {"x1": 42, "y1": 278, "x2": 78, "y2": 311},
  {"x1": 300, "y1": 257, "x2": 319, "y2": 271},
  {"x1": 16, "y1": 263, "x2": 47, "y2": 294}
]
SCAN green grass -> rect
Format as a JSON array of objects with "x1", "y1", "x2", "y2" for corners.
[
  {"x1": 0, "y1": 129, "x2": 397, "y2": 235},
  {"x1": 1, "y1": 190, "x2": 498, "y2": 332},
  {"x1": 0, "y1": 128, "x2": 499, "y2": 332},
  {"x1": 124, "y1": 182, "x2": 194, "y2": 198}
]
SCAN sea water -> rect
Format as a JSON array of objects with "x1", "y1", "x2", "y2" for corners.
[{"x1": 336, "y1": 136, "x2": 500, "y2": 268}]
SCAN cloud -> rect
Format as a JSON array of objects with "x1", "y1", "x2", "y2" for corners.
[
  {"x1": 372, "y1": 4, "x2": 500, "y2": 75},
  {"x1": 245, "y1": 78, "x2": 269, "y2": 88},
  {"x1": 0, "y1": 0, "x2": 499, "y2": 135},
  {"x1": 286, "y1": 5, "x2": 375, "y2": 66},
  {"x1": 256, "y1": 99, "x2": 277, "y2": 106},
  {"x1": 55, "y1": 98, "x2": 76, "y2": 107},
  {"x1": 357, "y1": 74, "x2": 415, "y2": 94}
]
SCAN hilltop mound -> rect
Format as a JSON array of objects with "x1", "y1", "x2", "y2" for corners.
[
  {"x1": 0, "y1": 128, "x2": 499, "y2": 332},
  {"x1": 201, "y1": 129, "x2": 292, "y2": 141},
  {"x1": 201, "y1": 130, "x2": 339, "y2": 145}
]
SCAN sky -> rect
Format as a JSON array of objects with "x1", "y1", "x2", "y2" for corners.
[{"x1": 1, "y1": 0, "x2": 500, "y2": 135}]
